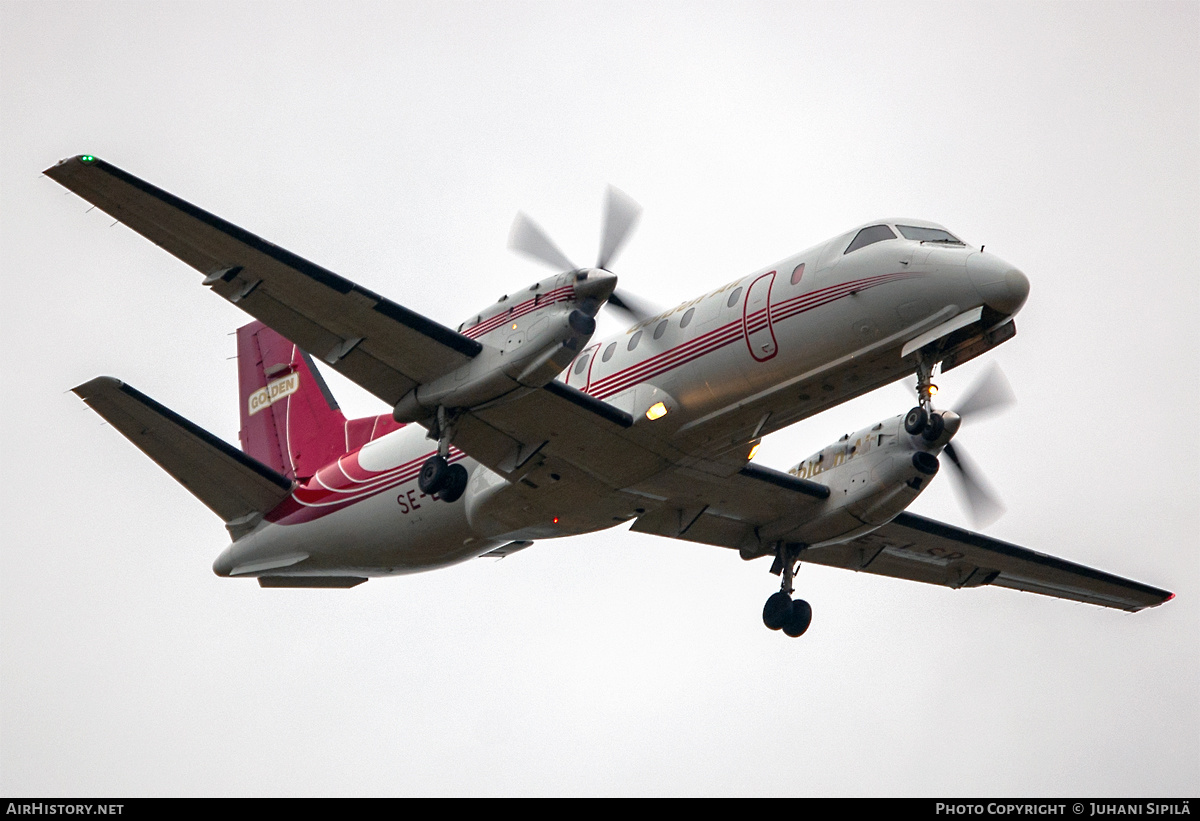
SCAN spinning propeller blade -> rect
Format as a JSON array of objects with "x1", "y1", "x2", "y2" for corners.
[
  {"x1": 953, "y1": 363, "x2": 1016, "y2": 422},
  {"x1": 606, "y1": 289, "x2": 658, "y2": 324},
  {"x1": 941, "y1": 363, "x2": 1017, "y2": 527},
  {"x1": 508, "y1": 212, "x2": 577, "y2": 272},
  {"x1": 597, "y1": 185, "x2": 642, "y2": 271},
  {"x1": 942, "y1": 441, "x2": 1006, "y2": 528}
]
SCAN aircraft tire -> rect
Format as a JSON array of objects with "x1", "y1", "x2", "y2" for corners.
[
  {"x1": 763, "y1": 592, "x2": 793, "y2": 630},
  {"x1": 782, "y1": 599, "x2": 812, "y2": 638},
  {"x1": 904, "y1": 407, "x2": 927, "y2": 435},
  {"x1": 418, "y1": 455, "x2": 449, "y2": 494},
  {"x1": 438, "y1": 464, "x2": 469, "y2": 503}
]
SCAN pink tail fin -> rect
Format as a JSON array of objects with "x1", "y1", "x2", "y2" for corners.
[{"x1": 236, "y1": 322, "x2": 402, "y2": 479}]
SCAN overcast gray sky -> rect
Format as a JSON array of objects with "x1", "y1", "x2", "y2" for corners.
[{"x1": 2, "y1": 0, "x2": 1197, "y2": 796}]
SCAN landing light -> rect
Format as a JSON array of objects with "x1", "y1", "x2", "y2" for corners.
[
  {"x1": 748, "y1": 443, "x2": 761, "y2": 460},
  {"x1": 646, "y1": 402, "x2": 668, "y2": 421}
]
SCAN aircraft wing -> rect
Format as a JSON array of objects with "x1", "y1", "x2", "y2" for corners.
[
  {"x1": 630, "y1": 463, "x2": 831, "y2": 552},
  {"x1": 810, "y1": 512, "x2": 1173, "y2": 612},
  {"x1": 635, "y1": 482, "x2": 1171, "y2": 612},
  {"x1": 45, "y1": 155, "x2": 481, "y2": 408},
  {"x1": 46, "y1": 155, "x2": 738, "y2": 506}
]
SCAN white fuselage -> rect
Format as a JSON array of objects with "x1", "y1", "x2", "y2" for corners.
[{"x1": 214, "y1": 219, "x2": 1028, "y2": 579}]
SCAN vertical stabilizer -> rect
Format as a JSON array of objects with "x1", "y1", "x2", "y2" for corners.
[
  {"x1": 237, "y1": 321, "x2": 350, "y2": 479},
  {"x1": 237, "y1": 322, "x2": 407, "y2": 479}
]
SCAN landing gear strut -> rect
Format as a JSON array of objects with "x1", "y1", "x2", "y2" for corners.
[
  {"x1": 763, "y1": 542, "x2": 813, "y2": 637},
  {"x1": 417, "y1": 407, "x2": 468, "y2": 503},
  {"x1": 905, "y1": 354, "x2": 945, "y2": 441}
]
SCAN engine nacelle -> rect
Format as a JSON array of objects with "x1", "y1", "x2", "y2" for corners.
[
  {"x1": 782, "y1": 411, "x2": 956, "y2": 547},
  {"x1": 393, "y1": 269, "x2": 615, "y2": 422}
]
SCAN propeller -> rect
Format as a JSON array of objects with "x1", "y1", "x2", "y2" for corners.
[
  {"x1": 508, "y1": 186, "x2": 657, "y2": 324},
  {"x1": 940, "y1": 363, "x2": 1016, "y2": 527},
  {"x1": 953, "y1": 362, "x2": 1016, "y2": 422},
  {"x1": 597, "y1": 185, "x2": 641, "y2": 270},
  {"x1": 942, "y1": 441, "x2": 1005, "y2": 527},
  {"x1": 508, "y1": 212, "x2": 577, "y2": 273}
]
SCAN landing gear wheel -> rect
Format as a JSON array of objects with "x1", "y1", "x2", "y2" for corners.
[
  {"x1": 904, "y1": 406, "x2": 927, "y2": 435},
  {"x1": 922, "y1": 412, "x2": 945, "y2": 442},
  {"x1": 418, "y1": 455, "x2": 448, "y2": 495},
  {"x1": 763, "y1": 592, "x2": 793, "y2": 631},
  {"x1": 438, "y1": 463, "x2": 469, "y2": 503},
  {"x1": 782, "y1": 599, "x2": 812, "y2": 637}
]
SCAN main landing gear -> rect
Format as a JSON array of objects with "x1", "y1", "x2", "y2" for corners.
[
  {"x1": 763, "y1": 542, "x2": 812, "y2": 637},
  {"x1": 417, "y1": 454, "x2": 468, "y2": 503},
  {"x1": 417, "y1": 407, "x2": 468, "y2": 503}
]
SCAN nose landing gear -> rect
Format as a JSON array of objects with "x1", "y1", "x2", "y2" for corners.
[
  {"x1": 904, "y1": 354, "x2": 946, "y2": 441},
  {"x1": 763, "y1": 542, "x2": 813, "y2": 637}
]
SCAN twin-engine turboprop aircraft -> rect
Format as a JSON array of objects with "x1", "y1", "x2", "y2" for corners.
[{"x1": 48, "y1": 154, "x2": 1172, "y2": 636}]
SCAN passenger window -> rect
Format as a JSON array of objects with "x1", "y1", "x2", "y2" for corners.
[
  {"x1": 844, "y1": 225, "x2": 897, "y2": 254},
  {"x1": 627, "y1": 330, "x2": 642, "y2": 351},
  {"x1": 573, "y1": 354, "x2": 590, "y2": 376},
  {"x1": 602, "y1": 342, "x2": 617, "y2": 362},
  {"x1": 726, "y1": 287, "x2": 743, "y2": 308},
  {"x1": 653, "y1": 319, "x2": 668, "y2": 340},
  {"x1": 680, "y1": 307, "x2": 696, "y2": 328},
  {"x1": 791, "y1": 263, "x2": 805, "y2": 285}
]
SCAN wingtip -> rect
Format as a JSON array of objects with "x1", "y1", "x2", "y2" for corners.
[
  {"x1": 44, "y1": 154, "x2": 100, "y2": 178},
  {"x1": 71, "y1": 375, "x2": 123, "y2": 399}
]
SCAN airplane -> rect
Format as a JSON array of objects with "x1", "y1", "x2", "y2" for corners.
[{"x1": 47, "y1": 154, "x2": 1172, "y2": 637}]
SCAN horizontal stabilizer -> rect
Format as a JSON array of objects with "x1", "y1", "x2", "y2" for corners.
[{"x1": 73, "y1": 377, "x2": 294, "y2": 525}]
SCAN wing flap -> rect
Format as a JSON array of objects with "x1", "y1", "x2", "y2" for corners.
[
  {"x1": 73, "y1": 377, "x2": 294, "y2": 524},
  {"x1": 631, "y1": 463, "x2": 831, "y2": 552},
  {"x1": 46, "y1": 156, "x2": 480, "y2": 407}
]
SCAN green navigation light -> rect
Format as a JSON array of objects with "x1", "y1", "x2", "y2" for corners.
[{"x1": 80, "y1": 155, "x2": 95, "y2": 163}]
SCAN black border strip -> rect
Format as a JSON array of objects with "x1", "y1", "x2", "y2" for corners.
[
  {"x1": 739, "y1": 463, "x2": 831, "y2": 499},
  {"x1": 299, "y1": 350, "x2": 341, "y2": 412},
  {"x1": 76, "y1": 157, "x2": 481, "y2": 358},
  {"x1": 543, "y1": 381, "x2": 634, "y2": 428},
  {"x1": 893, "y1": 512, "x2": 1173, "y2": 602}
]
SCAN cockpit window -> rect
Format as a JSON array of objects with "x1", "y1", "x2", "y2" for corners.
[
  {"x1": 844, "y1": 225, "x2": 897, "y2": 254},
  {"x1": 896, "y1": 225, "x2": 964, "y2": 245}
]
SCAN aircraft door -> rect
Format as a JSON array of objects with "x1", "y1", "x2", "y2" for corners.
[{"x1": 743, "y1": 271, "x2": 778, "y2": 361}]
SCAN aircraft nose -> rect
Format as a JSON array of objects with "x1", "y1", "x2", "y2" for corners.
[{"x1": 967, "y1": 253, "x2": 1030, "y2": 316}]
